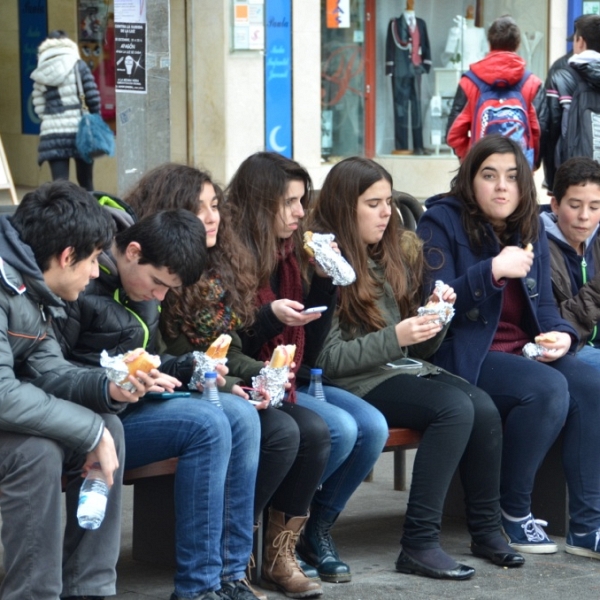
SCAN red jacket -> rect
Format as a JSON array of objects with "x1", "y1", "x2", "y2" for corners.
[{"x1": 446, "y1": 51, "x2": 546, "y2": 166}]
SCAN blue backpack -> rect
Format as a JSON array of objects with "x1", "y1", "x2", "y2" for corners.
[{"x1": 464, "y1": 70, "x2": 534, "y2": 167}]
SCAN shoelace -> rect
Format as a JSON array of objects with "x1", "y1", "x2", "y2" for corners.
[
  {"x1": 269, "y1": 530, "x2": 302, "y2": 575},
  {"x1": 315, "y1": 520, "x2": 336, "y2": 555},
  {"x1": 522, "y1": 517, "x2": 550, "y2": 542},
  {"x1": 593, "y1": 530, "x2": 600, "y2": 551}
]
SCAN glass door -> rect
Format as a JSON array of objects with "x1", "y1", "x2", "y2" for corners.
[{"x1": 321, "y1": 0, "x2": 366, "y2": 161}]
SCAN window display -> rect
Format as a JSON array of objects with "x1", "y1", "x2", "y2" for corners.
[{"x1": 319, "y1": 0, "x2": 549, "y2": 161}]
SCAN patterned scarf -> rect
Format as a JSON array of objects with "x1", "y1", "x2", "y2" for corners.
[
  {"x1": 256, "y1": 240, "x2": 305, "y2": 402},
  {"x1": 185, "y1": 275, "x2": 242, "y2": 348}
]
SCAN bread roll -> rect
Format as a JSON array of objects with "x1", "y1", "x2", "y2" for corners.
[
  {"x1": 535, "y1": 333, "x2": 557, "y2": 344},
  {"x1": 122, "y1": 348, "x2": 161, "y2": 380},
  {"x1": 303, "y1": 231, "x2": 315, "y2": 257},
  {"x1": 270, "y1": 344, "x2": 297, "y2": 368},
  {"x1": 205, "y1": 334, "x2": 232, "y2": 360}
]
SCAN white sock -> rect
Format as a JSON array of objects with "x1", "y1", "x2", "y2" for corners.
[{"x1": 501, "y1": 509, "x2": 531, "y2": 522}]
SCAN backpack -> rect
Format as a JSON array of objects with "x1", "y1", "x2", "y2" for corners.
[
  {"x1": 560, "y1": 66, "x2": 600, "y2": 164},
  {"x1": 464, "y1": 70, "x2": 534, "y2": 167}
]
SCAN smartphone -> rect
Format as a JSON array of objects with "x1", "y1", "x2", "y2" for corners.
[
  {"x1": 301, "y1": 306, "x2": 328, "y2": 315},
  {"x1": 145, "y1": 391, "x2": 191, "y2": 400},
  {"x1": 380, "y1": 358, "x2": 422, "y2": 371}
]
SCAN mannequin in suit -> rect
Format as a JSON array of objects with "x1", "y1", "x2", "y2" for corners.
[
  {"x1": 442, "y1": 5, "x2": 488, "y2": 71},
  {"x1": 385, "y1": 0, "x2": 432, "y2": 154}
]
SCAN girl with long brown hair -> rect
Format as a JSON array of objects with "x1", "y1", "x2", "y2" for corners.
[{"x1": 313, "y1": 156, "x2": 522, "y2": 579}]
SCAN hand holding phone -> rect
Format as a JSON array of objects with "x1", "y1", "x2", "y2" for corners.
[{"x1": 301, "y1": 306, "x2": 328, "y2": 315}]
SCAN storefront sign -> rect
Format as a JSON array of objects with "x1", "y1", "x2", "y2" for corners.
[
  {"x1": 18, "y1": 0, "x2": 47, "y2": 135},
  {"x1": 264, "y1": 0, "x2": 292, "y2": 158},
  {"x1": 326, "y1": 0, "x2": 350, "y2": 29},
  {"x1": 233, "y1": 0, "x2": 264, "y2": 51},
  {"x1": 115, "y1": 0, "x2": 146, "y2": 93}
]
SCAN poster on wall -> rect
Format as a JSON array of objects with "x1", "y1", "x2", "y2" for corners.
[
  {"x1": 114, "y1": 0, "x2": 147, "y2": 93},
  {"x1": 78, "y1": 0, "x2": 116, "y2": 123},
  {"x1": 18, "y1": 0, "x2": 47, "y2": 135},
  {"x1": 264, "y1": 0, "x2": 292, "y2": 158},
  {"x1": 233, "y1": 0, "x2": 264, "y2": 51},
  {"x1": 583, "y1": 1, "x2": 600, "y2": 15},
  {"x1": 326, "y1": 0, "x2": 350, "y2": 29}
]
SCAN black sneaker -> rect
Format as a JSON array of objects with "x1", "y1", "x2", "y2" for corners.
[
  {"x1": 170, "y1": 592, "x2": 221, "y2": 600},
  {"x1": 218, "y1": 580, "x2": 262, "y2": 600}
]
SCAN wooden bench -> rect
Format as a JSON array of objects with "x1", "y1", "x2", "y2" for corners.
[{"x1": 123, "y1": 427, "x2": 422, "y2": 566}]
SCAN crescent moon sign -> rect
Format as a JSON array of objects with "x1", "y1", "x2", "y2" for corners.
[{"x1": 269, "y1": 125, "x2": 287, "y2": 153}]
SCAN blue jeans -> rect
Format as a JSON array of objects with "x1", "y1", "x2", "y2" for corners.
[
  {"x1": 120, "y1": 392, "x2": 260, "y2": 598},
  {"x1": 478, "y1": 352, "x2": 600, "y2": 532},
  {"x1": 296, "y1": 386, "x2": 388, "y2": 515},
  {"x1": 575, "y1": 345, "x2": 600, "y2": 371}
]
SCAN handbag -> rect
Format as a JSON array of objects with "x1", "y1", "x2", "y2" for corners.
[{"x1": 74, "y1": 65, "x2": 115, "y2": 164}]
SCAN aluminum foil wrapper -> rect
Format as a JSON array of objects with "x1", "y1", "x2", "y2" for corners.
[
  {"x1": 100, "y1": 350, "x2": 138, "y2": 393},
  {"x1": 417, "y1": 281, "x2": 455, "y2": 325},
  {"x1": 250, "y1": 365, "x2": 289, "y2": 408},
  {"x1": 306, "y1": 233, "x2": 356, "y2": 286},
  {"x1": 522, "y1": 343, "x2": 558, "y2": 360},
  {"x1": 188, "y1": 351, "x2": 228, "y2": 391}
]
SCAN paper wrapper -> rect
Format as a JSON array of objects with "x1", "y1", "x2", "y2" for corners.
[
  {"x1": 417, "y1": 280, "x2": 455, "y2": 325},
  {"x1": 188, "y1": 351, "x2": 228, "y2": 391},
  {"x1": 100, "y1": 349, "x2": 162, "y2": 393},
  {"x1": 306, "y1": 233, "x2": 356, "y2": 286},
  {"x1": 250, "y1": 365, "x2": 289, "y2": 408},
  {"x1": 522, "y1": 343, "x2": 558, "y2": 360}
]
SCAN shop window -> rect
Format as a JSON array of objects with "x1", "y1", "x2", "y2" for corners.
[{"x1": 375, "y1": 0, "x2": 548, "y2": 157}]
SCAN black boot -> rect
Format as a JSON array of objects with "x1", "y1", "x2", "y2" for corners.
[{"x1": 296, "y1": 506, "x2": 351, "y2": 583}]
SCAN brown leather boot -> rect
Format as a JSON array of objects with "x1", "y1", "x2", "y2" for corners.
[{"x1": 260, "y1": 508, "x2": 323, "y2": 598}]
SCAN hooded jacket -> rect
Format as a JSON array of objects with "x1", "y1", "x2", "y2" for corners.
[
  {"x1": 543, "y1": 50, "x2": 600, "y2": 191},
  {"x1": 30, "y1": 37, "x2": 101, "y2": 165},
  {"x1": 416, "y1": 193, "x2": 577, "y2": 385},
  {"x1": 53, "y1": 200, "x2": 194, "y2": 394},
  {"x1": 0, "y1": 215, "x2": 120, "y2": 453},
  {"x1": 540, "y1": 208, "x2": 600, "y2": 349},
  {"x1": 446, "y1": 51, "x2": 545, "y2": 165}
]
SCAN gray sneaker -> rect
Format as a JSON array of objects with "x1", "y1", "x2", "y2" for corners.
[
  {"x1": 170, "y1": 592, "x2": 222, "y2": 600},
  {"x1": 219, "y1": 580, "x2": 264, "y2": 600}
]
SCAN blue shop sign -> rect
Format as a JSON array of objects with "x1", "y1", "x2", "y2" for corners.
[
  {"x1": 19, "y1": 0, "x2": 48, "y2": 135},
  {"x1": 265, "y1": 0, "x2": 292, "y2": 158}
]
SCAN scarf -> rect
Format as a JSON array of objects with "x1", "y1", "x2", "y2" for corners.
[
  {"x1": 185, "y1": 275, "x2": 242, "y2": 349},
  {"x1": 256, "y1": 241, "x2": 305, "y2": 402}
]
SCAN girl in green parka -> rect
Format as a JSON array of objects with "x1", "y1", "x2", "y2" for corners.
[{"x1": 311, "y1": 156, "x2": 523, "y2": 580}]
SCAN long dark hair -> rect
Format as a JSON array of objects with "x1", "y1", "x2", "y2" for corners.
[
  {"x1": 226, "y1": 152, "x2": 313, "y2": 286},
  {"x1": 309, "y1": 156, "x2": 424, "y2": 334},
  {"x1": 449, "y1": 135, "x2": 539, "y2": 249}
]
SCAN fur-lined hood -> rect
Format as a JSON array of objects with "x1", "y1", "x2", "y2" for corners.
[{"x1": 30, "y1": 37, "x2": 81, "y2": 87}]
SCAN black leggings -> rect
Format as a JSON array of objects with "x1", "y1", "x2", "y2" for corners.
[
  {"x1": 364, "y1": 371, "x2": 502, "y2": 549},
  {"x1": 255, "y1": 403, "x2": 330, "y2": 522},
  {"x1": 49, "y1": 158, "x2": 94, "y2": 191}
]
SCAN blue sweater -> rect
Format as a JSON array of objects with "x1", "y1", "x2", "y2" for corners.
[{"x1": 416, "y1": 193, "x2": 577, "y2": 385}]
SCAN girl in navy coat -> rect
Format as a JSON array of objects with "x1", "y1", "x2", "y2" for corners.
[{"x1": 418, "y1": 134, "x2": 600, "y2": 559}]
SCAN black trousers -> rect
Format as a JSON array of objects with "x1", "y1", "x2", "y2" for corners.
[
  {"x1": 255, "y1": 403, "x2": 330, "y2": 521},
  {"x1": 49, "y1": 158, "x2": 94, "y2": 192},
  {"x1": 364, "y1": 371, "x2": 502, "y2": 549},
  {"x1": 391, "y1": 74, "x2": 424, "y2": 151}
]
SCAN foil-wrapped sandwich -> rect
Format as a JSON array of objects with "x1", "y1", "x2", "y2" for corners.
[
  {"x1": 417, "y1": 280, "x2": 455, "y2": 325},
  {"x1": 100, "y1": 348, "x2": 161, "y2": 392},
  {"x1": 188, "y1": 334, "x2": 232, "y2": 390},
  {"x1": 303, "y1": 231, "x2": 356, "y2": 286},
  {"x1": 523, "y1": 333, "x2": 558, "y2": 360},
  {"x1": 251, "y1": 344, "x2": 296, "y2": 408}
]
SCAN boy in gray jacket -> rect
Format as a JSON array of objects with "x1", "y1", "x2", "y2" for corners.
[{"x1": 0, "y1": 181, "x2": 169, "y2": 600}]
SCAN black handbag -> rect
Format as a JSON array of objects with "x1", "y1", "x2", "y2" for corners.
[{"x1": 74, "y1": 65, "x2": 115, "y2": 164}]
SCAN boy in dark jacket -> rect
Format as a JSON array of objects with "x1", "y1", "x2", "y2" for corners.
[
  {"x1": 0, "y1": 181, "x2": 164, "y2": 600},
  {"x1": 52, "y1": 205, "x2": 262, "y2": 600},
  {"x1": 541, "y1": 156, "x2": 600, "y2": 371}
]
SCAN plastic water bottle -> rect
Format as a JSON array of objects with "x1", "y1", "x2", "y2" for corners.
[
  {"x1": 77, "y1": 463, "x2": 109, "y2": 530},
  {"x1": 203, "y1": 372, "x2": 223, "y2": 409},
  {"x1": 307, "y1": 368, "x2": 326, "y2": 401}
]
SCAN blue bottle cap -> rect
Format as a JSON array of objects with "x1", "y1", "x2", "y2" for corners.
[
  {"x1": 205, "y1": 372, "x2": 217, "y2": 379},
  {"x1": 310, "y1": 368, "x2": 323, "y2": 375}
]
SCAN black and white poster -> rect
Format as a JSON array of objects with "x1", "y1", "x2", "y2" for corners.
[{"x1": 115, "y1": 21, "x2": 146, "y2": 93}]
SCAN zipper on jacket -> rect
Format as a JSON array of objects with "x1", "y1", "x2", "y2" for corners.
[
  {"x1": 581, "y1": 257, "x2": 598, "y2": 344},
  {"x1": 113, "y1": 289, "x2": 150, "y2": 349}
]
